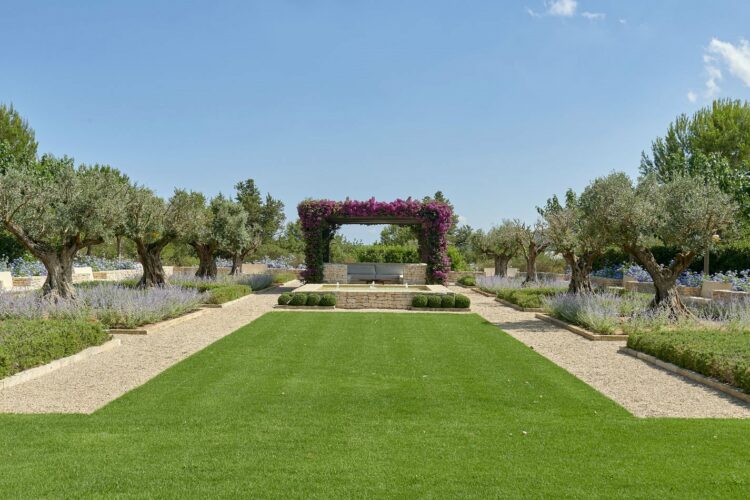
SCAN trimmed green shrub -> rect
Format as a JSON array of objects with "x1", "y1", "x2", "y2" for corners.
[
  {"x1": 627, "y1": 328, "x2": 750, "y2": 393},
  {"x1": 495, "y1": 287, "x2": 565, "y2": 309},
  {"x1": 427, "y1": 295, "x2": 443, "y2": 308},
  {"x1": 306, "y1": 294, "x2": 321, "y2": 306},
  {"x1": 457, "y1": 275, "x2": 476, "y2": 287},
  {"x1": 272, "y1": 271, "x2": 297, "y2": 284},
  {"x1": 454, "y1": 294, "x2": 470, "y2": 308},
  {"x1": 0, "y1": 320, "x2": 109, "y2": 378},
  {"x1": 289, "y1": 293, "x2": 307, "y2": 306},
  {"x1": 320, "y1": 293, "x2": 336, "y2": 307},
  {"x1": 412, "y1": 294, "x2": 429, "y2": 308},
  {"x1": 441, "y1": 294, "x2": 455, "y2": 308},
  {"x1": 277, "y1": 292, "x2": 293, "y2": 305},
  {"x1": 204, "y1": 285, "x2": 251, "y2": 305}
]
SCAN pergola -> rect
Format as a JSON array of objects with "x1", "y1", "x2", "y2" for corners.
[{"x1": 297, "y1": 198, "x2": 453, "y2": 284}]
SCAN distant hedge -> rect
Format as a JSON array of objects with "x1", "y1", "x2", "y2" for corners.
[
  {"x1": 355, "y1": 245, "x2": 419, "y2": 264},
  {"x1": 592, "y1": 243, "x2": 750, "y2": 274},
  {"x1": 355, "y1": 244, "x2": 467, "y2": 271}
]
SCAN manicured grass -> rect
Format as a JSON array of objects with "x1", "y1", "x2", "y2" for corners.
[
  {"x1": 1, "y1": 312, "x2": 750, "y2": 497},
  {"x1": 494, "y1": 286, "x2": 565, "y2": 308}
]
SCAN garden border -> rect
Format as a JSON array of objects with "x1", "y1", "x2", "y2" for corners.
[
  {"x1": 621, "y1": 347, "x2": 750, "y2": 405},
  {"x1": 274, "y1": 305, "x2": 336, "y2": 310},
  {"x1": 406, "y1": 306, "x2": 471, "y2": 313},
  {"x1": 495, "y1": 297, "x2": 545, "y2": 313},
  {"x1": 535, "y1": 313, "x2": 629, "y2": 342},
  {"x1": 0, "y1": 337, "x2": 121, "y2": 390},
  {"x1": 107, "y1": 308, "x2": 206, "y2": 335}
]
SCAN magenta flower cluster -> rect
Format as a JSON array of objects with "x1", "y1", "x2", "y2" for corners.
[{"x1": 297, "y1": 198, "x2": 453, "y2": 284}]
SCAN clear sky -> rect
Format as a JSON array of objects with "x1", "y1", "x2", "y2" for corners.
[{"x1": 3, "y1": 0, "x2": 750, "y2": 242}]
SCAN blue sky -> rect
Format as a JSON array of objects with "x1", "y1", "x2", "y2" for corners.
[{"x1": 3, "y1": 0, "x2": 750, "y2": 242}]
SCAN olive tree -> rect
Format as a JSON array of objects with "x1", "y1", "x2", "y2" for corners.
[
  {"x1": 0, "y1": 151, "x2": 128, "y2": 299},
  {"x1": 580, "y1": 172, "x2": 737, "y2": 317},
  {"x1": 538, "y1": 190, "x2": 605, "y2": 294},
  {"x1": 471, "y1": 221, "x2": 518, "y2": 277},
  {"x1": 230, "y1": 179, "x2": 285, "y2": 275},
  {"x1": 512, "y1": 220, "x2": 549, "y2": 284},
  {"x1": 122, "y1": 187, "x2": 204, "y2": 287},
  {"x1": 185, "y1": 194, "x2": 249, "y2": 279}
]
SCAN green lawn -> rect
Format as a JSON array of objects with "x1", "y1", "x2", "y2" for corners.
[{"x1": 1, "y1": 312, "x2": 749, "y2": 498}]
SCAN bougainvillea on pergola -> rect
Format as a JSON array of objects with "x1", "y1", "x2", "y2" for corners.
[{"x1": 297, "y1": 198, "x2": 453, "y2": 284}]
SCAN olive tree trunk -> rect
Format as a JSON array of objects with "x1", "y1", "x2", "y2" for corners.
[
  {"x1": 192, "y1": 242, "x2": 217, "y2": 279},
  {"x1": 229, "y1": 254, "x2": 243, "y2": 276},
  {"x1": 493, "y1": 255, "x2": 511, "y2": 277},
  {"x1": 626, "y1": 245, "x2": 695, "y2": 318},
  {"x1": 135, "y1": 239, "x2": 169, "y2": 287},
  {"x1": 4, "y1": 222, "x2": 92, "y2": 300},
  {"x1": 40, "y1": 251, "x2": 77, "y2": 301},
  {"x1": 523, "y1": 245, "x2": 540, "y2": 285},
  {"x1": 565, "y1": 252, "x2": 594, "y2": 294}
]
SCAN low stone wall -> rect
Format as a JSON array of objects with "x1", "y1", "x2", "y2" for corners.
[
  {"x1": 713, "y1": 289, "x2": 750, "y2": 302},
  {"x1": 404, "y1": 264, "x2": 427, "y2": 284},
  {"x1": 322, "y1": 264, "x2": 347, "y2": 283},
  {"x1": 92, "y1": 269, "x2": 142, "y2": 281},
  {"x1": 0, "y1": 271, "x2": 12, "y2": 291},
  {"x1": 333, "y1": 290, "x2": 417, "y2": 309},
  {"x1": 241, "y1": 263, "x2": 268, "y2": 274},
  {"x1": 591, "y1": 276, "x2": 622, "y2": 288},
  {"x1": 624, "y1": 281, "x2": 655, "y2": 294},
  {"x1": 296, "y1": 283, "x2": 450, "y2": 309}
]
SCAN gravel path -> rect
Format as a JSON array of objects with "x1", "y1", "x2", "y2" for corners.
[
  {"x1": 456, "y1": 286, "x2": 750, "y2": 418},
  {"x1": 0, "y1": 283, "x2": 298, "y2": 414},
  {"x1": 3, "y1": 281, "x2": 749, "y2": 418}
]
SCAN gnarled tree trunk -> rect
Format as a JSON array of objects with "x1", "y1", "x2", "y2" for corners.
[
  {"x1": 493, "y1": 255, "x2": 511, "y2": 277},
  {"x1": 192, "y1": 242, "x2": 217, "y2": 279},
  {"x1": 40, "y1": 250, "x2": 77, "y2": 301},
  {"x1": 135, "y1": 240, "x2": 168, "y2": 287},
  {"x1": 523, "y1": 245, "x2": 540, "y2": 285},
  {"x1": 626, "y1": 245, "x2": 695, "y2": 319},
  {"x1": 4, "y1": 222, "x2": 92, "y2": 300},
  {"x1": 229, "y1": 252, "x2": 246, "y2": 276},
  {"x1": 565, "y1": 252, "x2": 594, "y2": 294}
]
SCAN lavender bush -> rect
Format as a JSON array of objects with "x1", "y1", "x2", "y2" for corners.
[
  {"x1": 476, "y1": 275, "x2": 568, "y2": 291},
  {"x1": 0, "y1": 285, "x2": 204, "y2": 328},
  {"x1": 542, "y1": 292, "x2": 650, "y2": 334},
  {"x1": 171, "y1": 273, "x2": 273, "y2": 291}
]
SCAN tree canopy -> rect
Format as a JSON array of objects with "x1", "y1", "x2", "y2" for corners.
[{"x1": 640, "y1": 99, "x2": 750, "y2": 220}]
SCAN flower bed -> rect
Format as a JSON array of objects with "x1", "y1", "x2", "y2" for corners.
[
  {"x1": 542, "y1": 292, "x2": 649, "y2": 335},
  {"x1": 171, "y1": 273, "x2": 273, "y2": 304},
  {"x1": 592, "y1": 263, "x2": 750, "y2": 292},
  {"x1": 494, "y1": 287, "x2": 566, "y2": 310},
  {"x1": 0, "y1": 320, "x2": 109, "y2": 379},
  {"x1": 627, "y1": 327, "x2": 750, "y2": 394},
  {"x1": 0, "y1": 285, "x2": 204, "y2": 329}
]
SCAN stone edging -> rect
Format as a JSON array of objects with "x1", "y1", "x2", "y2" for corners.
[
  {"x1": 274, "y1": 305, "x2": 336, "y2": 310},
  {"x1": 108, "y1": 309, "x2": 206, "y2": 335},
  {"x1": 200, "y1": 291, "x2": 260, "y2": 309},
  {"x1": 406, "y1": 307, "x2": 471, "y2": 313},
  {"x1": 474, "y1": 288, "x2": 496, "y2": 298},
  {"x1": 535, "y1": 313, "x2": 628, "y2": 342},
  {"x1": 0, "y1": 338, "x2": 121, "y2": 391},
  {"x1": 495, "y1": 297, "x2": 544, "y2": 313},
  {"x1": 621, "y1": 347, "x2": 750, "y2": 405}
]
